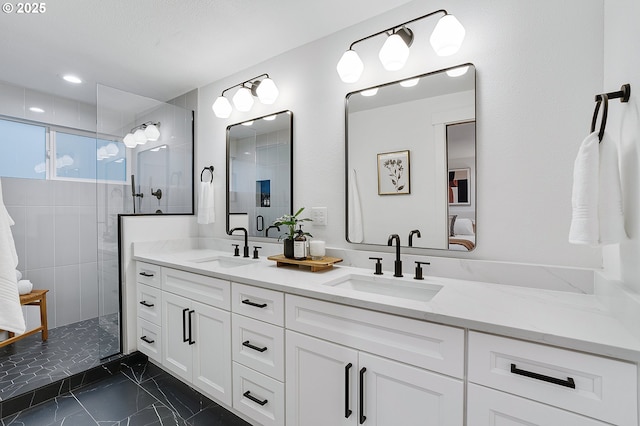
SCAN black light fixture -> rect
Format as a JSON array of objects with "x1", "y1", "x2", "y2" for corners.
[{"x1": 212, "y1": 74, "x2": 279, "y2": 118}]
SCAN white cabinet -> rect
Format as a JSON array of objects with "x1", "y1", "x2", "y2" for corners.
[{"x1": 286, "y1": 330, "x2": 463, "y2": 426}]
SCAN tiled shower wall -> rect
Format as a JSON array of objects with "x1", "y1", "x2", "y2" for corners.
[{"x1": 2, "y1": 177, "x2": 124, "y2": 329}]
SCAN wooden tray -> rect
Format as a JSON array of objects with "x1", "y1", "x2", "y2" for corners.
[{"x1": 267, "y1": 254, "x2": 343, "y2": 272}]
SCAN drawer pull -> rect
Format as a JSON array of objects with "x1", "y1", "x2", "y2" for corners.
[
  {"x1": 243, "y1": 390, "x2": 268, "y2": 406},
  {"x1": 359, "y1": 367, "x2": 367, "y2": 424},
  {"x1": 139, "y1": 271, "x2": 155, "y2": 277},
  {"x1": 140, "y1": 335, "x2": 155, "y2": 344},
  {"x1": 188, "y1": 310, "x2": 195, "y2": 345},
  {"x1": 345, "y1": 363, "x2": 353, "y2": 418},
  {"x1": 139, "y1": 300, "x2": 155, "y2": 308},
  {"x1": 242, "y1": 340, "x2": 267, "y2": 352},
  {"x1": 241, "y1": 299, "x2": 268, "y2": 308},
  {"x1": 510, "y1": 363, "x2": 576, "y2": 389},
  {"x1": 182, "y1": 308, "x2": 189, "y2": 343}
]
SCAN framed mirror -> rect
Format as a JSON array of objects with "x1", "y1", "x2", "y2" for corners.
[
  {"x1": 226, "y1": 110, "x2": 293, "y2": 238},
  {"x1": 346, "y1": 64, "x2": 476, "y2": 251}
]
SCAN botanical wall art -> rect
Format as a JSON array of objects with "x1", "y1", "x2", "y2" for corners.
[
  {"x1": 377, "y1": 150, "x2": 410, "y2": 195},
  {"x1": 449, "y1": 168, "x2": 470, "y2": 205}
]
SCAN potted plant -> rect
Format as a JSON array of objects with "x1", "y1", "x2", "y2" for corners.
[{"x1": 273, "y1": 207, "x2": 313, "y2": 258}]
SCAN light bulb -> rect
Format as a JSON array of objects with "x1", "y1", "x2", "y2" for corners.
[
  {"x1": 232, "y1": 87, "x2": 254, "y2": 112},
  {"x1": 361, "y1": 88, "x2": 378, "y2": 97},
  {"x1": 97, "y1": 147, "x2": 108, "y2": 160},
  {"x1": 144, "y1": 124, "x2": 160, "y2": 141},
  {"x1": 378, "y1": 28, "x2": 412, "y2": 71},
  {"x1": 256, "y1": 78, "x2": 279, "y2": 104},
  {"x1": 123, "y1": 133, "x2": 136, "y2": 148},
  {"x1": 133, "y1": 129, "x2": 147, "y2": 145},
  {"x1": 212, "y1": 96, "x2": 232, "y2": 118},
  {"x1": 336, "y1": 49, "x2": 364, "y2": 83},
  {"x1": 446, "y1": 65, "x2": 469, "y2": 77},
  {"x1": 263, "y1": 115, "x2": 276, "y2": 121},
  {"x1": 241, "y1": 121, "x2": 254, "y2": 126},
  {"x1": 105, "y1": 143, "x2": 119, "y2": 157},
  {"x1": 430, "y1": 14, "x2": 465, "y2": 56},
  {"x1": 400, "y1": 78, "x2": 419, "y2": 87}
]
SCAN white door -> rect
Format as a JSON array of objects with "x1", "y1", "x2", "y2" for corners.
[
  {"x1": 191, "y1": 300, "x2": 232, "y2": 406},
  {"x1": 286, "y1": 331, "x2": 358, "y2": 426},
  {"x1": 359, "y1": 352, "x2": 464, "y2": 426},
  {"x1": 162, "y1": 292, "x2": 192, "y2": 382}
]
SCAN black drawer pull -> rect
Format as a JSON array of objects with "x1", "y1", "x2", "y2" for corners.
[
  {"x1": 359, "y1": 367, "x2": 366, "y2": 424},
  {"x1": 345, "y1": 363, "x2": 353, "y2": 418},
  {"x1": 140, "y1": 335, "x2": 155, "y2": 344},
  {"x1": 139, "y1": 271, "x2": 155, "y2": 277},
  {"x1": 242, "y1": 340, "x2": 267, "y2": 352},
  {"x1": 182, "y1": 308, "x2": 189, "y2": 343},
  {"x1": 139, "y1": 300, "x2": 154, "y2": 308},
  {"x1": 241, "y1": 299, "x2": 267, "y2": 308},
  {"x1": 243, "y1": 391, "x2": 268, "y2": 406},
  {"x1": 188, "y1": 310, "x2": 195, "y2": 345},
  {"x1": 510, "y1": 363, "x2": 576, "y2": 389}
]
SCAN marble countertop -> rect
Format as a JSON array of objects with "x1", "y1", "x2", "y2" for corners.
[{"x1": 133, "y1": 246, "x2": 640, "y2": 363}]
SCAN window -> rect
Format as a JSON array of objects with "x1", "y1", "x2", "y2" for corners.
[{"x1": 0, "y1": 119, "x2": 46, "y2": 179}]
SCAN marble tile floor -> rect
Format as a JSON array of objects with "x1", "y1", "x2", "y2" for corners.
[
  {"x1": 0, "y1": 315, "x2": 120, "y2": 401},
  {"x1": 1, "y1": 361, "x2": 251, "y2": 426}
]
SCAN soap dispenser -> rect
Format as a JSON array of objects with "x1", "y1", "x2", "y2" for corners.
[{"x1": 293, "y1": 226, "x2": 307, "y2": 260}]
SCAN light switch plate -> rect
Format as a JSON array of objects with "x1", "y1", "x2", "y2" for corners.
[{"x1": 311, "y1": 207, "x2": 328, "y2": 226}]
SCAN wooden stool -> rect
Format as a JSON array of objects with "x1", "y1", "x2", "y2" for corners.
[{"x1": 0, "y1": 289, "x2": 49, "y2": 348}]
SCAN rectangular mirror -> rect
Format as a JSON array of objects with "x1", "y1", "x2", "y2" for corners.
[
  {"x1": 226, "y1": 110, "x2": 293, "y2": 238},
  {"x1": 346, "y1": 64, "x2": 476, "y2": 251}
]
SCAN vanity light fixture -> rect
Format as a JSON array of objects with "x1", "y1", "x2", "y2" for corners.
[
  {"x1": 446, "y1": 65, "x2": 469, "y2": 77},
  {"x1": 212, "y1": 73, "x2": 279, "y2": 118},
  {"x1": 263, "y1": 115, "x2": 277, "y2": 121},
  {"x1": 122, "y1": 121, "x2": 161, "y2": 148},
  {"x1": 361, "y1": 88, "x2": 379, "y2": 97},
  {"x1": 336, "y1": 9, "x2": 465, "y2": 83},
  {"x1": 400, "y1": 78, "x2": 420, "y2": 87},
  {"x1": 241, "y1": 121, "x2": 254, "y2": 126}
]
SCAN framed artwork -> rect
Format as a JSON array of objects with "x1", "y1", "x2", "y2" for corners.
[
  {"x1": 449, "y1": 168, "x2": 470, "y2": 205},
  {"x1": 377, "y1": 150, "x2": 410, "y2": 195}
]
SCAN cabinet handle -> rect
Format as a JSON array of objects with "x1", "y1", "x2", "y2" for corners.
[
  {"x1": 243, "y1": 390, "x2": 268, "y2": 406},
  {"x1": 188, "y1": 310, "x2": 195, "y2": 345},
  {"x1": 139, "y1": 271, "x2": 154, "y2": 277},
  {"x1": 182, "y1": 308, "x2": 189, "y2": 343},
  {"x1": 241, "y1": 299, "x2": 268, "y2": 308},
  {"x1": 139, "y1": 300, "x2": 154, "y2": 308},
  {"x1": 359, "y1": 367, "x2": 366, "y2": 424},
  {"x1": 345, "y1": 363, "x2": 353, "y2": 418},
  {"x1": 242, "y1": 340, "x2": 267, "y2": 352},
  {"x1": 510, "y1": 363, "x2": 576, "y2": 389},
  {"x1": 140, "y1": 335, "x2": 155, "y2": 344}
]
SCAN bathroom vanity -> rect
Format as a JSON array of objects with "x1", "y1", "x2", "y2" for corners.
[{"x1": 131, "y1": 242, "x2": 639, "y2": 426}]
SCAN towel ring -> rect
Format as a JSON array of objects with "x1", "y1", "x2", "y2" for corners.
[
  {"x1": 200, "y1": 166, "x2": 214, "y2": 182},
  {"x1": 590, "y1": 93, "x2": 608, "y2": 143}
]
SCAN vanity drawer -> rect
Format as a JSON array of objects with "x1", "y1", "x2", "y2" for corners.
[
  {"x1": 136, "y1": 262, "x2": 161, "y2": 288},
  {"x1": 162, "y1": 268, "x2": 230, "y2": 311},
  {"x1": 136, "y1": 283, "x2": 161, "y2": 325},
  {"x1": 137, "y1": 318, "x2": 162, "y2": 363},
  {"x1": 233, "y1": 362, "x2": 284, "y2": 426},
  {"x1": 285, "y1": 294, "x2": 464, "y2": 378},
  {"x1": 232, "y1": 314, "x2": 284, "y2": 381},
  {"x1": 232, "y1": 282, "x2": 284, "y2": 326},
  {"x1": 468, "y1": 331, "x2": 638, "y2": 426}
]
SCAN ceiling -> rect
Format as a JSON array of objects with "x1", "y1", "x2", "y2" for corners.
[{"x1": 0, "y1": 0, "x2": 416, "y2": 105}]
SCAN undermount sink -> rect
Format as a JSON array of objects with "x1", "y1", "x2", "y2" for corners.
[
  {"x1": 187, "y1": 256, "x2": 254, "y2": 269},
  {"x1": 323, "y1": 274, "x2": 442, "y2": 302}
]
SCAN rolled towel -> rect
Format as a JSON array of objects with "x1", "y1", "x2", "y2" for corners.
[
  {"x1": 15, "y1": 270, "x2": 22, "y2": 281},
  {"x1": 17, "y1": 279, "x2": 32, "y2": 295}
]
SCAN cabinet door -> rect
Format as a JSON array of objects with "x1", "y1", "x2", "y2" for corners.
[
  {"x1": 191, "y1": 301, "x2": 232, "y2": 406},
  {"x1": 359, "y1": 352, "x2": 463, "y2": 426},
  {"x1": 162, "y1": 292, "x2": 192, "y2": 382},
  {"x1": 286, "y1": 331, "x2": 358, "y2": 426}
]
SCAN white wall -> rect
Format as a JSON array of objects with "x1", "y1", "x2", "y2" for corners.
[
  {"x1": 197, "y1": 0, "x2": 604, "y2": 268},
  {"x1": 603, "y1": 0, "x2": 640, "y2": 291}
]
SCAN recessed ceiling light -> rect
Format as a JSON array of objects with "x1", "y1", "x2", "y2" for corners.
[
  {"x1": 29, "y1": 107, "x2": 45, "y2": 113},
  {"x1": 62, "y1": 74, "x2": 83, "y2": 84}
]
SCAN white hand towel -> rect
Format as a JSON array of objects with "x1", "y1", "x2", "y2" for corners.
[
  {"x1": 197, "y1": 178, "x2": 215, "y2": 225},
  {"x1": 0, "y1": 178, "x2": 26, "y2": 334},
  {"x1": 348, "y1": 169, "x2": 364, "y2": 243},
  {"x1": 569, "y1": 131, "x2": 626, "y2": 245},
  {"x1": 15, "y1": 270, "x2": 22, "y2": 281},
  {"x1": 17, "y1": 279, "x2": 32, "y2": 295}
]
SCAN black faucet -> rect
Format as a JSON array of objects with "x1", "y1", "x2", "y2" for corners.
[
  {"x1": 228, "y1": 227, "x2": 250, "y2": 257},
  {"x1": 387, "y1": 234, "x2": 403, "y2": 277},
  {"x1": 265, "y1": 225, "x2": 280, "y2": 238},
  {"x1": 408, "y1": 229, "x2": 421, "y2": 247}
]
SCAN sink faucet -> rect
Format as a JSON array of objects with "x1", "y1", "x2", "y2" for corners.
[
  {"x1": 228, "y1": 227, "x2": 250, "y2": 258},
  {"x1": 265, "y1": 225, "x2": 280, "y2": 238},
  {"x1": 408, "y1": 229, "x2": 421, "y2": 247},
  {"x1": 387, "y1": 234, "x2": 403, "y2": 277}
]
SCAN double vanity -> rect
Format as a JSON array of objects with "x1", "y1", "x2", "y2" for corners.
[{"x1": 130, "y1": 240, "x2": 639, "y2": 426}]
